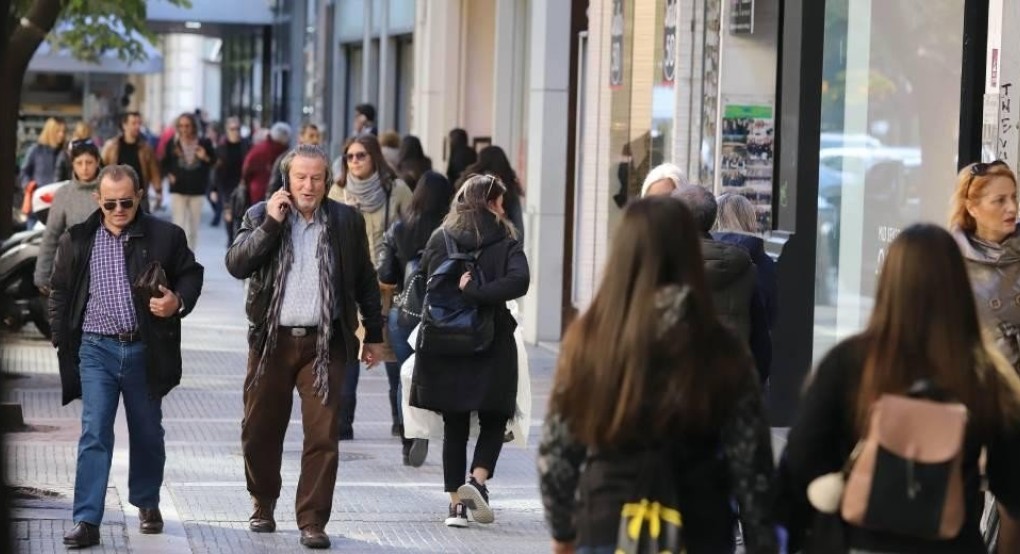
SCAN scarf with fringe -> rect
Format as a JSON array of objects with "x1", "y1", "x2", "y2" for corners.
[{"x1": 248, "y1": 206, "x2": 337, "y2": 403}]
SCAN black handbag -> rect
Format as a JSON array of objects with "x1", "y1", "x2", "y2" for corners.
[
  {"x1": 394, "y1": 255, "x2": 426, "y2": 327},
  {"x1": 133, "y1": 261, "x2": 168, "y2": 300}
]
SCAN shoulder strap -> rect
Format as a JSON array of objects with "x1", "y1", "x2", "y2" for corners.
[{"x1": 442, "y1": 229, "x2": 459, "y2": 256}]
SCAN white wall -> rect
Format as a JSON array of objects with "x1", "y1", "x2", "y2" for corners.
[{"x1": 462, "y1": 0, "x2": 496, "y2": 139}]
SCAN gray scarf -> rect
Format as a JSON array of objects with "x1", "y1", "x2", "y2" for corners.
[
  {"x1": 248, "y1": 206, "x2": 337, "y2": 403},
  {"x1": 345, "y1": 172, "x2": 388, "y2": 214}
]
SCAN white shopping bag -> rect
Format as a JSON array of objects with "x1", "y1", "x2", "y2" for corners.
[{"x1": 400, "y1": 301, "x2": 532, "y2": 448}]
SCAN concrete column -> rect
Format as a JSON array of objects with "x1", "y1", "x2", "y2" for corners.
[
  {"x1": 411, "y1": 0, "x2": 463, "y2": 169},
  {"x1": 491, "y1": 0, "x2": 527, "y2": 165},
  {"x1": 379, "y1": 0, "x2": 392, "y2": 131},
  {"x1": 522, "y1": 0, "x2": 570, "y2": 344},
  {"x1": 362, "y1": 1, "x2": 373, "y2": 104}
]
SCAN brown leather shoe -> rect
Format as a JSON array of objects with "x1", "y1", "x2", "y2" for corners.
[
  {"x1": 63, "y1": 521, "x2": 100, "y2": 548},
  {"x1": 249, "y1": 499, "x2": 276, "y2": 533},
  {"x1": 139, "y1": 508, "x2": 164, "y2": 534},
  {"x1": 299, "y1": 525, "x2": 331, "y2": 549}
]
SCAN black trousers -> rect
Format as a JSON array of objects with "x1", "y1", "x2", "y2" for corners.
[{"x1": 442, "y1": 411, "x2": 509, "y2": 492}]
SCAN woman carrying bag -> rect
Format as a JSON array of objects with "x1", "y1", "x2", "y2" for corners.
[{"x1": 409, "y1": 174, "x2": 530, "y2": 528}]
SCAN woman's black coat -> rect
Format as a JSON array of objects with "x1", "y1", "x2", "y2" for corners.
[{"x1": 410, "y1": 212, "x2": 530, "y2": 416}]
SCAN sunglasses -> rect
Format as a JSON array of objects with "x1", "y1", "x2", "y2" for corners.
[
  {"x1": 102, "y1": 198, "x2": 136, "y2": 212},
  {"x1": 965, "y1": 160, "x2": 1009, "y2": 198},
  {"x1": 346, "y1": 151, "x2": 368, "y2": 162}
]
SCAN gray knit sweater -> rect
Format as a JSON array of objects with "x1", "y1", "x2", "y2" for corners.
[{"x1": 34, "y1": 179, "x2": 100, "y2": 287}]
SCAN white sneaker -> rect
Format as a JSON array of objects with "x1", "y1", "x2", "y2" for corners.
[
  {"x1": 457, "y1": 478, "x2": 494, "y2": 524},
  {"x1": 444, "y1": 502, "x2": 468, "y2": 528}
]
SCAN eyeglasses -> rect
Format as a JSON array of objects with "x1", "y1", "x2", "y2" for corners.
[
  {"x1": 346, "y1": 151, "x2": 368, "y2": 162},
  {"x1": 70, "y1": 139, "x2": 91, "y2": 148},
  {"x1": 965, "y1": 160, "x2": 1009, "y2": 198},
  {"x1": 102, "y1": 198, "x2": 136, "y2": 212},
  {"x1": 228, "y1": 127, "x2": 240, "y2": 132}
]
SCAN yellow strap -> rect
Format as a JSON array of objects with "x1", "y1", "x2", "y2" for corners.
[{"x1": 621, "y1": 500, "x2": 684, "y2": 540}]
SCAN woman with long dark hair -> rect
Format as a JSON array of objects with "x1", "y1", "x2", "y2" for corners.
[
  {"x1": 782, "y1": 224, "x2": 1020, "y2": 553},
  {"x1": 459, "y1": 146, "x2": 525, "y2": 242},
  {"x1": 378, "y1": 171, "x2": 454, "y2": 466},
  {"x1": 396, "y1": 135, "x2": 432, "y2": 192},
  {"x1": 410, "y1": 174, "x2": 529, "y2": 528},
  {"x1": 539, "y1": 196, "x2": 777, "y2": 554}
]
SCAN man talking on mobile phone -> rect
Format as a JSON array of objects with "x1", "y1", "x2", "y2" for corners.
[{"x1": 225, "y1": 144, "x2": 384, "y2": 549}]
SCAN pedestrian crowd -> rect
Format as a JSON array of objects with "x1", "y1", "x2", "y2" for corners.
[{"x1": 20, "y1": 102, "x2": 1020, "y2": 553}]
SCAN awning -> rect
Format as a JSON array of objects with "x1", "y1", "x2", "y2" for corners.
[{"x1": 28, "y1": 24, "x2": 163, "y2": 74}]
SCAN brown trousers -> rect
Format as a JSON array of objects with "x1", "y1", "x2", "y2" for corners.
[{"x1": 241, "y1": 333, "x2": 347, "y2": 529}]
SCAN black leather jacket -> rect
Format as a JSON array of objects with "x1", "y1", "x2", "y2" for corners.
[{"x1": 224, "y1": 200, "x2": 384, "y2": 359}]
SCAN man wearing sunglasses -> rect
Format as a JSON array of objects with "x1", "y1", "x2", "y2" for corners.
[
  {"x1": 226, "y1": 144, "x2": 385, "y2": 549},
  {"x1": 47, "y1": 164, "x2": 204, "y2": 548}
]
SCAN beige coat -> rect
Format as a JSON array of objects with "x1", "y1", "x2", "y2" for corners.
[{"x1": 328, "y1": 178, "x2": 413, "y2": 268}]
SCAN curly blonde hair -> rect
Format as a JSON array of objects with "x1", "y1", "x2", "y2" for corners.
[{"x1": 949, "y1": 161, "x2": 1018, "y2": 233}]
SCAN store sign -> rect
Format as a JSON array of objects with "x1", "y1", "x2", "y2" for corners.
[
  {"x1": 663, "y1": 0, "x2": 677, "y2": 84},
  {"x1": 730, "y1": 0, "x2": 755, "y2": 35},
  {"x1": 610, "y1": 0, "x2": 625, "y2": 88}
]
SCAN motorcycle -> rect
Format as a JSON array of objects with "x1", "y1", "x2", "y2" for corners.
[{"x1": 0, "y1": 181, "x2": 65, "y2": 338}]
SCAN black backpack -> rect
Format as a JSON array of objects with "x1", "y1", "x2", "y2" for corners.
[
  {"x1": 416, "y1": 230, "x2": 494, "y2": 356},
  {"x1": 394, "y1": 252, "x2": 425, "y2": 327}
]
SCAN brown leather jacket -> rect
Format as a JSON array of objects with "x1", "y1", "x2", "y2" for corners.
[{"x1": 101, "y1": 136, "x2": 161, "y2": 190}]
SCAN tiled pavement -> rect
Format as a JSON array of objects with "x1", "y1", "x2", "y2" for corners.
[{"x1": 2, "y1": 211, "x2": 558, "y2": 553}]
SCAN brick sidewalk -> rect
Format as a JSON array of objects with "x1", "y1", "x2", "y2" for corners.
[{"x1": 3, "y1": 213, "x2": 558, "y2": 553}]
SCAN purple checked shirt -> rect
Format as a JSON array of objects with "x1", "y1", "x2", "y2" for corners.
[{"x1": 81, "y1": 225, "x2": 138, "y2": 334}]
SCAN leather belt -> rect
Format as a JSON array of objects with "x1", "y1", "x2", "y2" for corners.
[
  {"x1": 103, "y1": 331, "x2": 140, "y2": 343},
  {"x1": 280, "y1": 326, "x2": 317, "y2": 338}
]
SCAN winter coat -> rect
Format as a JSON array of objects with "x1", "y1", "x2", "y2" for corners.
[
  {"x1": 328, "y1": 177, "x2": 413, "y2": 268},
  {"x1": 161, "y1": 137, "x2": 216, "y2": 196},
  {"x1": 410, "y1": 212, "x2": 530, "y2": 416},
  {"x1": 241, "y1": 139, "x2": 288, "y2": 204},
  {"x1": 446, "y1": 146, "x2": 477, "y2": 185},
  {"x1": 48, "y1": 211, "x2": 205, "y2": 405},
  {"x1": 101, "y1": 136, "x2": 161, "y2": 189},
  {"x1": 20, "y1": 144, "x2": 63, "y2": 188},
  {"x1": 224, "y1": 200, "x2": 384, "y2": 359},
  {"x1": 953, "y1": 226, "x2": 1020, "y2": 369},
  {"x1": 781, "y1": 336, "x2": 1020, "y2": 553},
  {"x1": 712, "y1": 232, "x2": 776, "y2": 381}
]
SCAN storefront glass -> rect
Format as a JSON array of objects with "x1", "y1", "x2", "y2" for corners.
[{"x1": 813, "y1": 0, "x2": 966, "y2": 358}]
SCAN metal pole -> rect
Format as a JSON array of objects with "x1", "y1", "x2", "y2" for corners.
[
  {"x1": 379, "y1": 0, "x2": 390, "y2": 130},
  {"x1": 362, "y1": 0, "x2": 373, "y2": 103}
]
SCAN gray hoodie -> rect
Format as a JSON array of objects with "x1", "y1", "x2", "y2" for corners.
[
  {"x1": 953, "y1": 226, "x2": 1020, "y2": 369},
  {"x1": 34, "y1": 179, "x2": 100, "y2": 288}
]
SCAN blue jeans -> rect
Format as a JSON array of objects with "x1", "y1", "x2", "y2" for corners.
[
  {"x1": 74, "y1": 334, "x2": 165, "y2": 525},
  {"x1": 385, "y1": 308, "x2": 415, "y2": 426}
]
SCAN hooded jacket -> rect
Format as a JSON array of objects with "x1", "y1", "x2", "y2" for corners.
[
  {"x1": 701, "y1": 238, "x2": 756, "y2": 342},
  {"x1": 953, "y1": 226, "x2": 1020, "y2": 368},
  {"x1": 410, "y1": 212, "x2": 530, "y2": 416}
]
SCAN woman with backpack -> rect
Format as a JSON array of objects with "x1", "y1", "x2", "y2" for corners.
[
  {"x1": 781, "y1": 224, "x2": 1020, "y2": 553},
  {"x1": 378, "y1": 170, "x2": 454, "y2": 466},
  {"x1": 539, "y1": 196, "x2": 777, "y2": 554},
  {"x1": 409, "y1": 174, "x2": 530, "y2": 528}
]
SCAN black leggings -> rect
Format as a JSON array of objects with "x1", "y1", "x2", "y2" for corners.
[{"x1": 442, "y1": 411, "x2": 509, "y2": 492}]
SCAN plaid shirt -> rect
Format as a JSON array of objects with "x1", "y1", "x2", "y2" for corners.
[{"x1": 81, "y1": 225, "x2": 138, "y2": 334}]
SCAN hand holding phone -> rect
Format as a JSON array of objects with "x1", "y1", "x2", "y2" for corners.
[{"x1": 267, "y1": 190, "x2": 292, "y2": 222}]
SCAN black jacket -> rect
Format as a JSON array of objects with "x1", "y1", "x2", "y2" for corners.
[
  {"x1": 410, "y1": 213, "x2": 530, "y2": 416},
  {"x1": 162, "y1": 137, "x2": 216, "y2": 196},
  {"x1": 701, "y1": 238, "x2": 771, "y2": 381},
  {"x1": 224, "y1": 200, "x2": 384, "y2": 359},
  {"x1": 378, "y1": 214, "x2": 445, "y2": 289},
  {"x1": 781, "y1": 337, "x2": 1020, "y2": 553},
  {"x1": 48, "y1": 211, "x2": 204, "y2": 405}
]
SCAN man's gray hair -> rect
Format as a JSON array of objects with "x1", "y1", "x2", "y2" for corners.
[
  {"x1": 278, "y1": 144, "x2": 332, "y2": 190},
  {"x1": 270, "y1": 122, "x2": 292, "y2": 144},
  {"x1": 672, "y1": 184, "x2": 717, "y2": 234}
]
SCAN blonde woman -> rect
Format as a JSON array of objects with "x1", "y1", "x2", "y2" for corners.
[{"x1": 21, "y1": 117, "x2": 67, "y2": 188}]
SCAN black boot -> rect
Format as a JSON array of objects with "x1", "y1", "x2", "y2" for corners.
[
  {"x1": 401, "y1": 438, "x2": 412, "y2": 466},
  {"x1": 338, "y1": 395, "x2": 356, "y2": 441}
]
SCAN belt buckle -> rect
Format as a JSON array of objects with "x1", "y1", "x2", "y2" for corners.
[{"x1": 290, "y1": 327, "x2": 308, "y2": 337}]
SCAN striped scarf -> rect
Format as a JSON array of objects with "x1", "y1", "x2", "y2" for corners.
[{"x1": 248, "y1": 205, "x2": 337, "y2": 403}]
